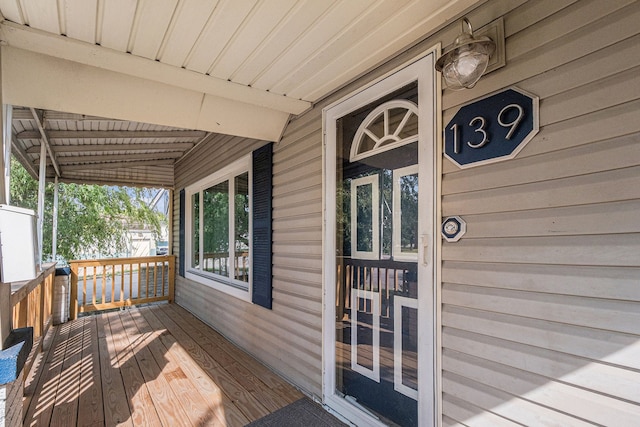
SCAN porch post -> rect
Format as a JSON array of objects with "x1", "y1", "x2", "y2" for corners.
[
  {"x1": 0, "y1": 46, "x2": 4, "y2": 206},
  {"x1": 1, "y1": 105, "x2": 11, "y2": 205},
  {"x1": 37, "y1": 143, "x2": 46, "y2": 268},
  {"x1": 0, "y1": 105, "x2": 11, "y2": 340},
  {"x1": 0, "y1": 47, "x2": 8, "y2": 349},
  {"x1": 52, "y1": 177, "x2": 58, "y2": 262}
]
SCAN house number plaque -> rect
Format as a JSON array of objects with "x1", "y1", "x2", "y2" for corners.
[{"x1": 444, "y1": 87, "x2": 539, "y2": 168}]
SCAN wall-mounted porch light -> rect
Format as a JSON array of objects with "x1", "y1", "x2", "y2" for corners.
[{"x1": 435, "y1": 18, "x2": 496, "y2": 90}]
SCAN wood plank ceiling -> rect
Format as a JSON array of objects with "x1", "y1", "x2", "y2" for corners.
[{"x1": 0, "y1": 0, "x2": 480, "y2": 188}]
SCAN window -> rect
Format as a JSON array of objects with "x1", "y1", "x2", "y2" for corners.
[
  {"x1": 350, "y1": 100, "x2": 419, "y2": 162},
  {"x1": 392, "y1": 165, "x2": 418, "y2": 261},
  {"x1": 185, "y1": 155, "x2": 252, "y2": 300},
  {"x1": 350, "y1": 174, "x2": 380, "y2": 260}
]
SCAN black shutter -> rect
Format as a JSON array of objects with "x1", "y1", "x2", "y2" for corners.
[
  {"x1": 252, "y1": 143, "x2": 273, "y2": 309},
  {"x1": 179, "y1": 189, "x2": 185, "y2": 277}
]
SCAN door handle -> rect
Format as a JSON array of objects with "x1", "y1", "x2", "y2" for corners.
[{"x1": 421, "y1": 234, "x2": 430, "y2": 266}]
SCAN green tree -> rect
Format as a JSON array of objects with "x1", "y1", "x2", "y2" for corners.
[{"x1": 9, "y1": 157, "x2": 165, "y2": 261}]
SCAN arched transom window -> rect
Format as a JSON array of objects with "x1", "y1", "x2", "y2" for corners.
[{"x1": 349, "y1": 99, "x2": 419, "y2": 162}]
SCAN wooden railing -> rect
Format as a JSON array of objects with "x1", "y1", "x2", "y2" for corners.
[
  {"x1": 10, "y1": 262, "x2": 56, "y2": 378},
  {"x1": 69, "y1": 255, "x2": 175, "y2": 320}
]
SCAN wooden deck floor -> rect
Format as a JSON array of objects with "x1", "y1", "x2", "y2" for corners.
[{"x1": 22, "y1": 303, "x2": 304, "y2": 426}]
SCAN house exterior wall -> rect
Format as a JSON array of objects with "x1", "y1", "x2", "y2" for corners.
[
  {"x1": 173, "y1": 0, "x2": 640, "y2": 423},
  {"x1": 173, "y1": 131, "x2": 324, "y2": 396},
  {"x1": 437, "y1": 0, "x2": 640, "y2": 424}
]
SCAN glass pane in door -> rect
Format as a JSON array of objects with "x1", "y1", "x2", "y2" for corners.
[{"x1": 335, "y1": 82, "x2": 419, "y2": 426}]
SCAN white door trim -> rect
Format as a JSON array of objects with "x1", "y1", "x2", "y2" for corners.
[{"x1": 322, "y1": 44, "x2": 441, "y2": 427}]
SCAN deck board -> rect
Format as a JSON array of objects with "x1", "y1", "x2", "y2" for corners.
[
  {"x1": 50, "y1": 317, "x2": 84, "y2": 427},
  {"x1": 77, "y1": 316, "x2": 105, "y2": 426},
  {"x1": 126, "y1": 309, "x2": 216, "y2": 426},
  {"x1": 107, "y1": 311, "x2": 163, "y2": 426},
  {"x1": 24, "y1": 320, "x2": 72, "y2": 426},
  {"x1": 23, "y1": 304, "x2": 303, "y2": 426},
  {"x1": 149, "y1": 306, "x2": 257, "y2": 425},
  {"x1": 96, "y1": 313, "x2": 133, "y2": 426},
  {"x1": 139, "y1": 307, "x2": 234, "y2": 426}
]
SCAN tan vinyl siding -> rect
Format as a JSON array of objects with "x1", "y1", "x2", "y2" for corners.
[
  {"x1": 439, "y1": 0, "x2": 640, "y2": 424},
  {"x1": 173, "y1": 130, "x2": 324, "y2": 397},
  {"x1": 171, "y1": 0, "x2": 640, "y2": 421}
]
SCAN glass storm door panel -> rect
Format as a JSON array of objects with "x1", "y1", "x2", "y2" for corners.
[{"x1": 335, "y1": 82, "x2": 420, "y2": 426}]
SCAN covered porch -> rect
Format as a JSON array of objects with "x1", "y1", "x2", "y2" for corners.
[{"x1": 23, "y1": 303, "x2": 307, "y2": 427}]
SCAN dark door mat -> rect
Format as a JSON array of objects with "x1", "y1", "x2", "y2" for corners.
[{"x1": 246, "y1": 398, "x2": 349, "y2": 427}]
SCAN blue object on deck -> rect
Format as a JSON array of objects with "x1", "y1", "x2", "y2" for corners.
[{"x1": 0, "y1": 327, "x2": 33, "y2": 385}]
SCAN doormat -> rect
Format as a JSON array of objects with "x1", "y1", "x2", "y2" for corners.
[{"x1": 246, "y1": 398, "x2": 348, "y2": 427}]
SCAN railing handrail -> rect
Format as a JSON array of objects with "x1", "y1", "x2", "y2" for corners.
[
  {"x1": 10, "y1": 262, "x2": 56, "y2": 308},
  {"x1": 9, "y1": 262, "x2": 56, "y2": 383},
  {"x1": 69, "y1": 254, "x2": 176, "y2": 267}
]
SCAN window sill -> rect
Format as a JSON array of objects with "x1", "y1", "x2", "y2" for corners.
[{"x1": 185, "y1": 269, "x2": 252, "y2": 303}]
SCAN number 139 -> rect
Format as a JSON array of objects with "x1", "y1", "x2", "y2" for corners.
[{"x1": 450, "y1": 103, "x2": 524, "y2": 154}]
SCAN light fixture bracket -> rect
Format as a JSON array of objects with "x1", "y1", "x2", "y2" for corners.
[{"x1": 435, "y1": 18, "x2": 497, "y2": 90}]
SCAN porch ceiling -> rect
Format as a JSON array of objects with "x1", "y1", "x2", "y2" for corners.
[
  {"x1": 0, "y1": 0, "x2": 481, "y2": 187},
  {"x1": 11, "y1": 106, "x2": 207, "y2": 188}
]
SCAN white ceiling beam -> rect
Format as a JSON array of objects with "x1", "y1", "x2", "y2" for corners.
[
  {"x1": 0, "y1": 21, "x2": 311, "y2": 115},
  {"x1": 2, "y1": 47, "x2": 291, "y2": 142},
  {"x1": 26, "y1": 142, "x2": 195, "y2": 154},
  {"x1": 61, "y1": 158, "x2": 175, "y2": 172},
  {"x1": 58, "y1": 175, "x2": 173, "y2": 189},
  {"x1": 17, "y1": 129, "x2": 207, "y2": 139},
  {"x1": 38, "y1": 151, "x2": 184, "y2": 166},
  {"x1": 30, "y1": 107, "x2": 61, "y2": 177}
]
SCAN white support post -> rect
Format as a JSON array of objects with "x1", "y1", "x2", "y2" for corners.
[
  {"x1": 0, "y1": 50, "x2": 4, "y2": 207},
  {"x1": 52, "y1": 176, "x2": 58, "y2": 263},
  {"x1": 37, "y1": 143, "x2": 46, "y2": 268},
  {"x1": 2, "y1": 105, "x2": 12, "y2": 205},
  {"x1": 0, "y1": 46, "x2": 9, "y2": 351}
]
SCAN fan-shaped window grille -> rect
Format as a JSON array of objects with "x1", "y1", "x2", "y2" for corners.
[{"x1": 350, "y1": 100, "x2": 419, "y2": 162}]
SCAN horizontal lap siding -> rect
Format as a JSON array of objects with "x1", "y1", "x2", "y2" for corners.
[
  {"x1": 173, "y1": 132, "x2": 323, "y2": 397},
  {"x1": 270, "y1": 110, "x2": 324, "y2": 396},
  {"x1": 170, "y1": 0, "x2": 640, "y2": 419},
  {"x1": 440, "y1": 0, "x2": 640, "y2": 425}
]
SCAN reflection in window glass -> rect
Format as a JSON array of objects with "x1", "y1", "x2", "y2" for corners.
[
  {"x1": 400, "y1": 174, "x2": 418, "y2": 254},
  {"x1": 191, "y1": 193, "x2": 200, "y2": 269},
  {"x1": 234, "y1": 173, "x2": 250, "y2": 283},
  {"x1": 356, "y1": 183, "x2": 373, "y2": 252},
  {"x1": 203, "y1": 181, "x2": 229, "y2": 276}
]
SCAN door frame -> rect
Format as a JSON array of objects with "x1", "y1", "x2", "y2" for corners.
[{"x1": 322, "y1": 45, "x2": 442, "y2": 426}]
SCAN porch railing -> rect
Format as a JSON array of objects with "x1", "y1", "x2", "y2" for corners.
[
  {"x1": 10, "y1": 262, "x2": 56, "y2": 378},
  {"x1": 69, "y1": 255, "x2": 175, "y2": 320}
]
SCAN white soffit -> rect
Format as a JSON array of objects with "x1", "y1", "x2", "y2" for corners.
[{"x1": 0, "y1": 0, "x2": 481, "y2": 120}]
